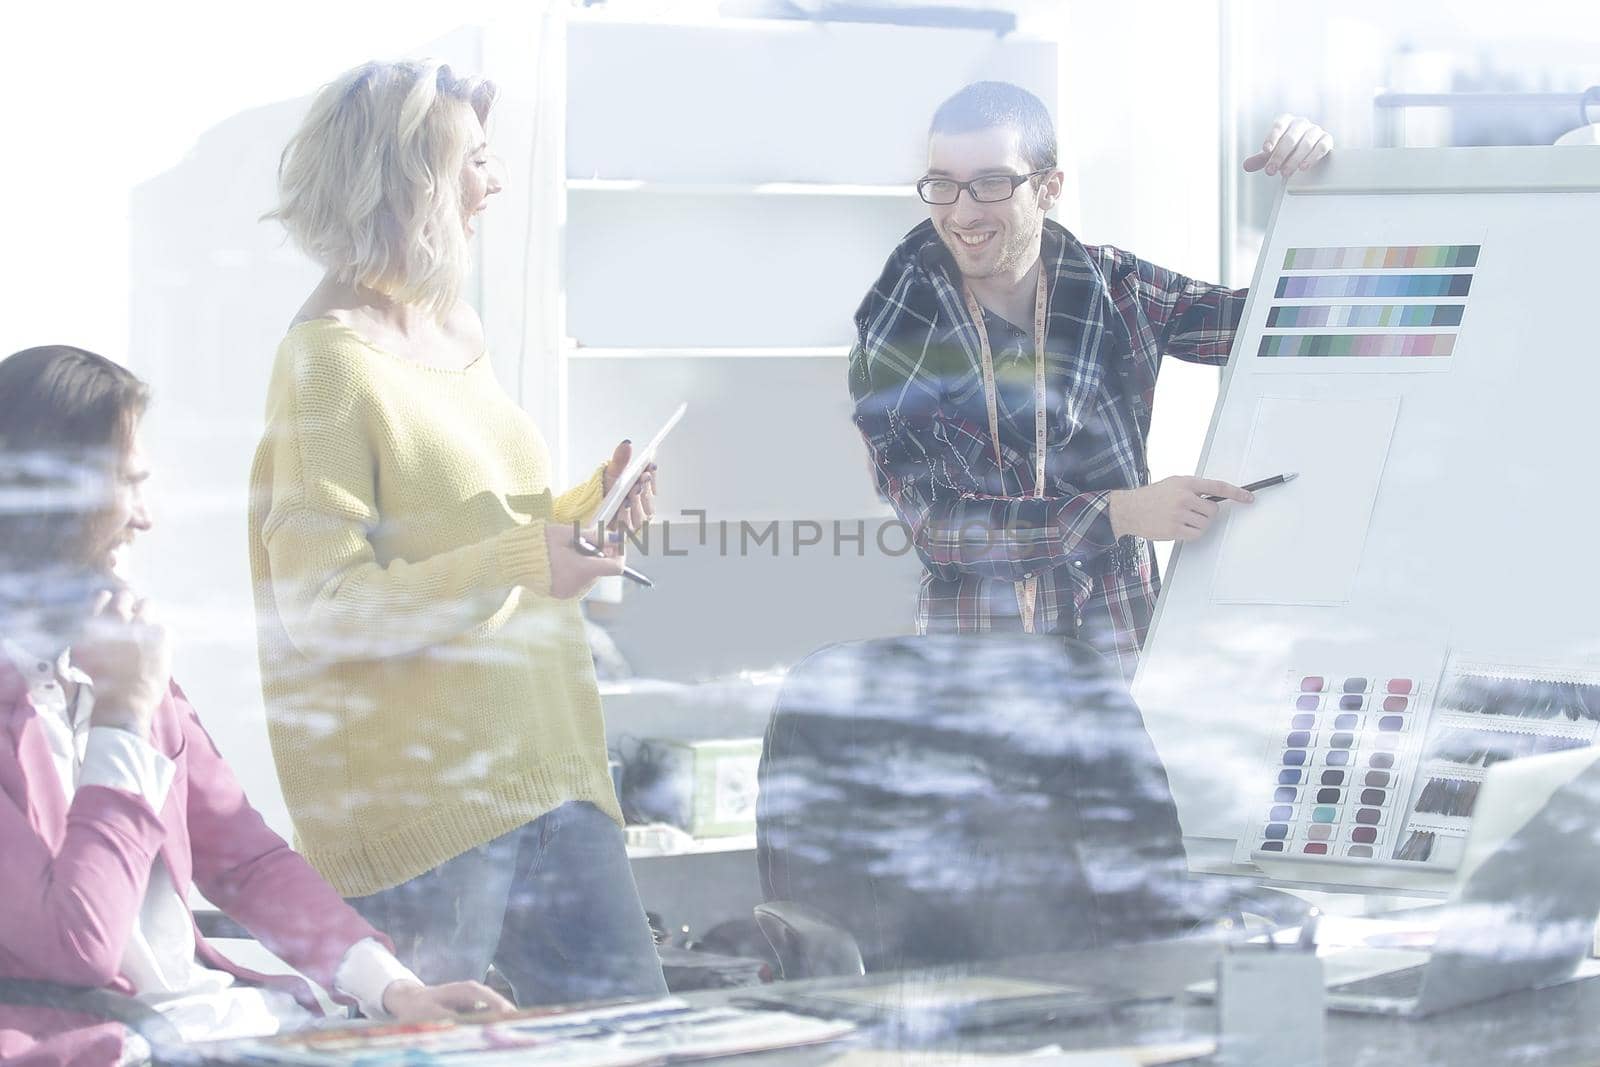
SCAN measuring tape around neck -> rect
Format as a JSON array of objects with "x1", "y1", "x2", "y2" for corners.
[{"x1": 964, "y1": 264, "x2": 1049, "y2": 633}]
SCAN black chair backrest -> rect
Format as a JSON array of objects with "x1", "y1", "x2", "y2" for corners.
[{"x1": 757, "y1": 634, "x2": 1205, "y2": 973}]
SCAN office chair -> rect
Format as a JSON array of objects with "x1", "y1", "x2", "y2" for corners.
[{"x1": 755, "y1": 634, "x2": 1300, "y2": 980}]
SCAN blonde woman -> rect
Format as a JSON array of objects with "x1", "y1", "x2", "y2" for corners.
[{"x1": 248, "y1": 60, "x2": 664, "y2": 1006}]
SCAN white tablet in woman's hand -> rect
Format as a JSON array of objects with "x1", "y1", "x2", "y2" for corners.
[{"x1": 595, "y1": 402, "x2": 686, "y2": 527}]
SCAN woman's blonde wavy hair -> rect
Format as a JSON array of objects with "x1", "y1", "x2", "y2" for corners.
[{"x1": 266, "y1": 60, "x2": 497, "y2": 320}]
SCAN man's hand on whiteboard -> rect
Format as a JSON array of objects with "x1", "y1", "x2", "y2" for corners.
[
  {"x1": 1107, "y1": 477, "x2": 1254, "y2": 543},
  {"x1": 1242, "y1": 114, "x2": 1333, "y2": 178}
]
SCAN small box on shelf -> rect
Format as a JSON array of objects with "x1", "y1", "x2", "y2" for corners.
[{"x1": 629, "y1": 737, "x2": 764, "y2": 838}]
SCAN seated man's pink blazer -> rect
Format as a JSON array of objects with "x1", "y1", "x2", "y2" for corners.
[{"x1": 0, "y1": 658, "x2": 388, "y2": 1066}]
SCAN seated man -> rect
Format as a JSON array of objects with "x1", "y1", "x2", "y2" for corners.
[{"x1": 0, "y1": 345, "x2": 513, "y2": 1065}]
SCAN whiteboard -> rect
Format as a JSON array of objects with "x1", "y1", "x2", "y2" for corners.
[{"x1": 1132, "y1": 147, "x2": 1600, "y2": 895}]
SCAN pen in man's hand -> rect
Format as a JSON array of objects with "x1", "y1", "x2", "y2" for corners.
[{"x1": 1205, "y1": 472, "x2": 1299, "y2": 502}]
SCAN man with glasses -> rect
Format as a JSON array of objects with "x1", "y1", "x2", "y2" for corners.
[{"x1": 849, "y1": 81, "x2": 1331, "y2": 680}]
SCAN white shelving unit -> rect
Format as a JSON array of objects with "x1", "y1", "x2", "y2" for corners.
[
  {"x1": 558, "y1": 10, "x2": 1054, "y2": 502},
  {"x1": 551, "y1": 10, "x2": 1058, "y2": 940}
]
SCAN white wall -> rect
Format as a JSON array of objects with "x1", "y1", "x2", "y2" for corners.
[{"x1": 1, "y1": 1, "x2": 542, "y2": 358}]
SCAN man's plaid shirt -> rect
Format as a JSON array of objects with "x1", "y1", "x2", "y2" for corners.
[{"x1": 848, "y1": 219, "x2": 1245, "y2": 680}]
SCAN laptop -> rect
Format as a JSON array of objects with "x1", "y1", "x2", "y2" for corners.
[{"x1": 1322, "y1": 746, "x2": 1600, "y2": 1016}]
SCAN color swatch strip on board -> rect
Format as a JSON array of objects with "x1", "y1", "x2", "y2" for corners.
[
  {"x1": 1275, "y1": 274, "x2": 1474, "y2": 299},
  {"x1": 1266, "y1": 304, "x2": 1465, "y2": 329},
  {"x1": 1258, "y1": 334, "x2": 1455, "y2": 358},
  {"x1": 1282, "y1": 245, "x2": 1480, "y2": 270},
  {"x1": 1255, "y1": 672, "x2": 1420, "y2": 862}
]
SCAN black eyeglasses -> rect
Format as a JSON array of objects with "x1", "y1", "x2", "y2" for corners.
[{"x1": 916, "y1": 169, "x2": 1050, "y2": 205}]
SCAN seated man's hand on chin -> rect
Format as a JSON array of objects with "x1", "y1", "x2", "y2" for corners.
[{"x1": 382, "y1": 979, "x2": 515, "y2": 1021}]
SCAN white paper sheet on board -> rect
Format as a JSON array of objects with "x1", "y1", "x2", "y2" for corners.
[{"x1": 1210, "y1": 395, "x2": 1401, "y2": 605}]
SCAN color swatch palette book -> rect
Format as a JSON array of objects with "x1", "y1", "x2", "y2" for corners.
[
  {"x1": 1237, "y1": 668, "x2": 1430, "y2": 867},
  {"x1": 1256, "y1": 242, "x2": 1480, "y2": 364},
  {"x1": 1240, "y1": 653, "x2": 1600, "y2": 876},
  {"x1": 1387, "y1": 653, "x2": 1600, "y2": 870},
  {"x1": 203, "y1": 998, "x2": 856, "y2": 1067}
]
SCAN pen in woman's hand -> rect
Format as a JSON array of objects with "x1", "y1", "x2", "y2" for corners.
[{"x1": 574, "y1": 533, "x2": 653, "y2": 588}]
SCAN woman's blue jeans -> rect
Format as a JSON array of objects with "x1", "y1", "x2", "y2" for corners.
[{"x1": 348, "y1": 801, "x2": 667, "y2": 1007}]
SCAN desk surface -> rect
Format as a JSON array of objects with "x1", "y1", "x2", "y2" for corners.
[
  {"x1": 706, "y1": 938, "x2": 1600, "y2": 1067},
  {"x1": 192, "y1": 939, "x2": 1600, "y2": 1067}
]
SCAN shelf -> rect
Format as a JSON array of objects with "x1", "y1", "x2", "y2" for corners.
[
  {"x1": 597, "y1": 678, "x2": 691, "y2": 698},
  {"x1": 567, "y1": 345, "x2": 850, "y2": 360},
  {"x1": 599, "y1": 669, "x2": 788, "y2": 698},
  {"x1": 567, "y1": 177, "x2": 917, "y2": 198},
  {"x1": 626, "y1": 831, "x2": 757, "y2": 860}
]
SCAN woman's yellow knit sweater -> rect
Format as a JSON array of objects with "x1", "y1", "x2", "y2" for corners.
[{"x1": 247, "y1": 318, "x2": 618, "y2": 897}]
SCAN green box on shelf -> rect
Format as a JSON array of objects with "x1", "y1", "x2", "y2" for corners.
[{"x1": 636, "y1": 737, "x2": 763, "y2": 838}]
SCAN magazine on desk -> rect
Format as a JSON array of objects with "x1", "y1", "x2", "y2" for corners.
[{"x1": 199, "y1": 997, "x2": 856, "y2": 1067}]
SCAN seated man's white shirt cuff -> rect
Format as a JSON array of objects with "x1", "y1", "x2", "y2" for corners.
[
  {"x1": 334, "y1": 937, "x2": 421, "y2": 1019},
  {"x1": 79, "y1": 727, "x2": 176, "y2": 810}
]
